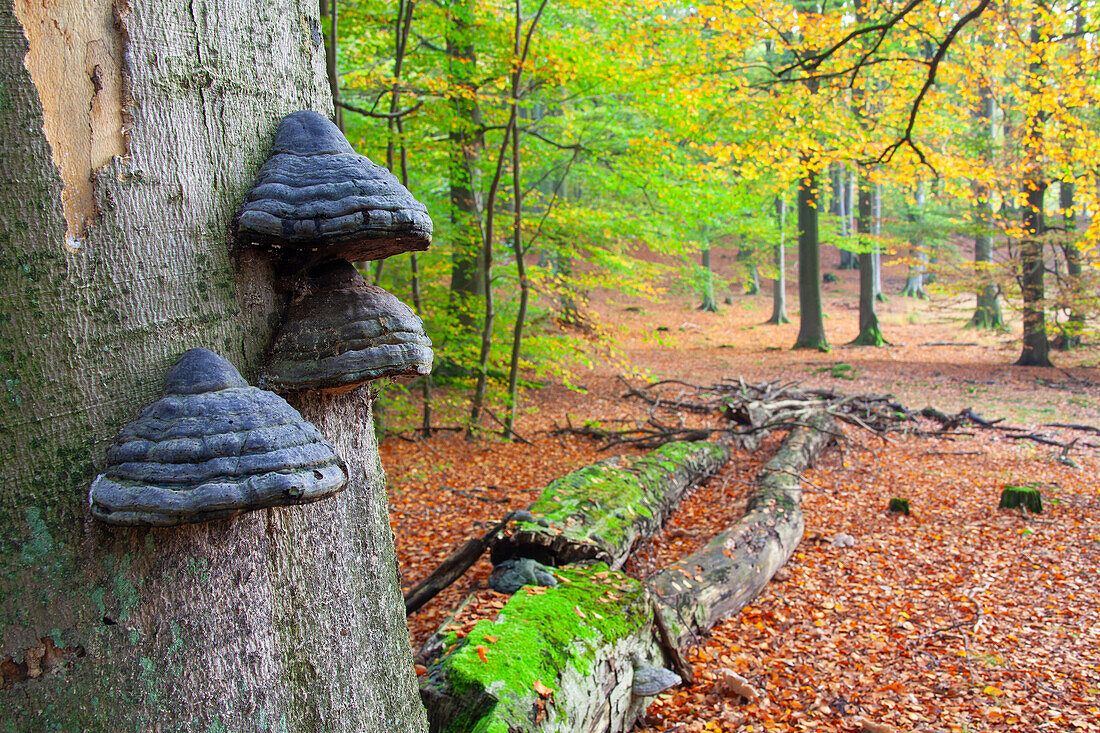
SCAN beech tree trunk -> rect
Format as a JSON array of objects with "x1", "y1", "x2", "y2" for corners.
[
  {"x1": 902, "y1": 182, "x2": 927, "y2": 299},
  {"x1": 852, "y1": 173, "x2": 885, "y2": 346},
  {"x1": 768, "y1": 196, "x2": 791, "y2": 324},
  {"x1": 968, "y1": 65, "x2": 1005, "y2": 330},
  {"x1": 0, "y1": 2, "x2": 426, "y2": 729},
  {"x1": 700, "y1": 244, "x2": 718, "y2": 312},
  {"x1": 794, "y1": 165, "x2": 829, "y2": 351},
  {"x1": 447, "y1": 0, "x2": 486, "y2": 329},
  {"x1": 1016, "y1": 4, "x2": 1052, "y2": 367},
  {"x1": 648, "y1": 413, "x2": 837, "y2": 651}
]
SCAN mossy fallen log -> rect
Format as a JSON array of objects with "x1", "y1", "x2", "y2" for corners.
[
  {"x1": 419, "y1": 564, "x2": 664, "y2": 733},
  {"x1": 492, "y1": 441, "x2": 730, "y2": 569},
  {"x1": 648, "y1": 412, "x2": 837, "y2": 650}
]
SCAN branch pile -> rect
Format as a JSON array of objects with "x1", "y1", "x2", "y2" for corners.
[
  {"x1": 553, "y1": 376, "x2": 1099, "y2": 454},
  {"x1": 551, "y1": 377, "x2": 908, "y2": 451}
]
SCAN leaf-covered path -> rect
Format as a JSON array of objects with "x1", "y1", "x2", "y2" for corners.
[{"x1": 383, "y1": 263, "x2": 1100, "y2": 732}]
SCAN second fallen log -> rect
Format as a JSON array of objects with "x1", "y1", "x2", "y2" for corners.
[{"x1": 648, "y1": 412, "x2": 837, "y2": 650}]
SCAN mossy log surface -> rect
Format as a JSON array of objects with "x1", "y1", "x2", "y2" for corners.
[
  {"x1": 419, "y1": 564, "x2": 661, "y2": 733},
  {"x1": 493, "y1": 441, "x2": 730, "y2": 570},
  {"x1": 648, "y1": 412, "x2": 837, "y2": 650}
]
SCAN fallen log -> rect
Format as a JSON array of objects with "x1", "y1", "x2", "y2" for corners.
[
  {"x1": 647, "y1": 412, "x2": 838, "y2": 650},
  {"x1": 419, "y1": 564, "x2": 665, "y2": 733},
  {"x1": 492, "y1": 440, "x2": 730, "y2": 570}
]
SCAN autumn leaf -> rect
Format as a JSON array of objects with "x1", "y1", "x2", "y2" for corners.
[
  {"x1": 476, "y1": 645, "x2": 488, "y2": 663},
  {"x1": 532, "y1": 679, "x2": 554, "y2": 699}
]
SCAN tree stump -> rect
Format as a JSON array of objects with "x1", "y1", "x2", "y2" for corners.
[
  {"x1": 888, "y1": 498, "x2": 910, "y2": 515},
  {"x1": 999, "y1": 485, "x2": 1042, "y2": 513}
]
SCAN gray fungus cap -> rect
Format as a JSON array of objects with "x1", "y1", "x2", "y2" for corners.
[
  {"x1": 238, "y1": 111, "x2": 432, "y2": 263},
  {"x1": 261, "y1": 260, "x2": 433, "y2": 393},
  {"x1": 631, "y1": 653, "x2": 682, "y2": 696},
  {"x1": 89, "y1": 348, "x2": 348, "y2": 526}
]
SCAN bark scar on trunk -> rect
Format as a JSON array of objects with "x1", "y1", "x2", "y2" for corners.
[{"x1": 12, "y1": 0, "x2": 129, "y2": 250}]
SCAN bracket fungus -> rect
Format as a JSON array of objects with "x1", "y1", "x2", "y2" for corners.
[
  {"x1": 260, "y1": 260, "x2": 433, "y2": 393},
  {"x1": 89, "y1": 348, "x2": 348, "y2": 526},
  {"x1": 237, "y1": 110, "x2": 432, "y2": 266},
  {"x1": 630, "y1": 653, "x2": 682, "y2": 697}
]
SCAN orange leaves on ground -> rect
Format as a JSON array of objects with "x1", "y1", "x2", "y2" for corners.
[{"x1": 386, "y1": 258, "x2": 1100, "y2": 731}]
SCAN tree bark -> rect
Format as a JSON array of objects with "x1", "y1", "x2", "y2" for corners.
[
  {"x1": 420, "y1": 565, "x2": 660, "y2": 733},
  {"x1": 852, "y1": 173, "x2": 885, "y2": 345},
  {"x1": 901, "y1": 181, "x2": 927, "y2": 299},
  {"x1": 967, "y1": 53, "x2": 1005, "y2": 329},
  {"x1": 447, "y1": 0, "x2": 486, "y2": 329},
  {"x1": 699, "y1": 244, "x2": 718, "y2": 312},
  {"x1": 835, "y1": 164, "x2": 857, "y2": 270},
  {"x1": 1016, "y1": 2, "x2": 1052, "y2": 367},
  {"x1": 767, "y1": 196, "x2": 791, "y2": 324},
  {"x1": 794, "y1": 164, "x2": 830, "y2": 351},
  {"x1": 0, "y1": 3, "x2": 426, "y2": 729},
  {"x1": 648, "y1": 413, "x2": 837, "y2": 651},
  {"x1": 1058, "y1": 180, "x2": 1083, "y2": 349}
]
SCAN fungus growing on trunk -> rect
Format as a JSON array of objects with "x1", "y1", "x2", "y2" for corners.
[
  {"x1": 237, "y1": 110, "x2": 432, "y2": 266},
  {"x1": 261, "y1": 260, "x2": 433, "y2": 393},
  {"x1": 89, "y1": 348, "x2": 348, "y2": 526}
]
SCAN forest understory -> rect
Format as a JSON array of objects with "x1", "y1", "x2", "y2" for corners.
[{"x1": 382, "y1": 257, "x2": 1100, "y2": 733}]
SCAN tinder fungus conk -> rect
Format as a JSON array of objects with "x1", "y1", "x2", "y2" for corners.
[
  {"x1": 237, "y1": 110, "x2": 432, "y2": 264},
  {"x1": 89, "y1": 348, "x2": 348, "y2": 526},
  {"x1": 631, "y1": 654, "x2": 682, "y2": 697},
  {"x1": 261, "y1": 260, "x2": 433, "y2": 393}
]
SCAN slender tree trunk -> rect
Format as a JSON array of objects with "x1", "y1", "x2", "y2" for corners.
[
  {"x1": 0, "y1": 2, "x2": 425, "y2": 729},
  {"x1": 851, "y1": 174, "x2": 885, "y2": 345},
  {"x1": 1058, "y1": 180, "x2": 1083, "y2": 349},
  {"x1": 470, "y1": 0, "x2": 547, "y2": 432},
  {"x1": 768, "y1": 196, "x2": 791, "y2": 324},
  {"x1": 902, "y1": 181, "x2": 927, "y2": 298},
  {"x1": 1016, "y1": 5, "x2": 1052, "y2": 367},
  {"x1": 320, "y1": 0, "x2": 343, "y2": 131},
  {"x1": 747, "y1": 262, "x2": 761, "y2": 294},
  {"x1": 699, "y1": 238, "x2": 718, "y2": 312},
  {"x1": 504, "y1": 8, "x2": 529, "y2": 439},
  {"x1": 837, "y1": 164, "x2": 857, "y2": 270},
  {"x1": 872, "y1": 181, "x2": 886, "y2": 302},
  {"x1": 967, "y1": 71, "x2": 1004, "y2": 329},
  {"x1": 447, "y1": 0, "x2": 485, "y2": 330},
  {"x1": 794, "y1": 164, "x2": 829, "y2": 350}
]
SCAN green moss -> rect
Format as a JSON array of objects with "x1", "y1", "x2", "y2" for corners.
[
  {"x1": 518, "y1": 442, "x2": 727, "y2": 560},
  {"x1": 425, "y1": 564, "x2": 652, "y2": 733},
  {"x1": 1000, "y1": 484, "x2": 1042, "y2": 513}
]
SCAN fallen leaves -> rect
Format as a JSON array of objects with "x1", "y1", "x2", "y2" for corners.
[{"x1": 385, "y1": 261, "x2": 1100, "y2": 732}]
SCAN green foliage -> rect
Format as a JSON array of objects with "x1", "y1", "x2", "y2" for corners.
[{"x1": 332, "y1": 0, "x2": 1100, "y2": 413}]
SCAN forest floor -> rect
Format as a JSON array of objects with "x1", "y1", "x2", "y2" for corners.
[{"x1": 381, "y1": 253, "x2": 1100, "y2": 733}]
